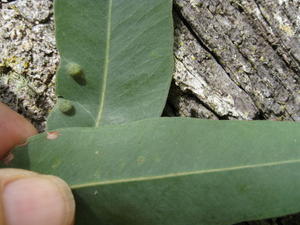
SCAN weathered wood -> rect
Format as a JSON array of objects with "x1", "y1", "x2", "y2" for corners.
[{"x1": 170, "y1": 0, "x2": 300, "y2": 121}]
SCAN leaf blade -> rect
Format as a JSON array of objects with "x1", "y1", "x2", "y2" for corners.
[
  {"x1": 5, "y1": 118, "x2": 300, "y2": 225},
  {"x1": 48, "y1": 0, "x2": 174, "y2": 129}
]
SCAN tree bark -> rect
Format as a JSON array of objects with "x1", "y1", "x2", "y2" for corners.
[
  {"x1": 0, "y1": 0, "x2": 57, "y2": 131},
  {"x1": 167, "y1": 0, "x2": 300, "y2": 122}
]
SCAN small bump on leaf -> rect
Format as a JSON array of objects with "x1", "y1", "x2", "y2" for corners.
[
  {"x1": 59, "y1": 99, "x2": 73, "y2": 114},
  {"x1": 66, "y1": 62, "x2": 82, "y2": 78}
]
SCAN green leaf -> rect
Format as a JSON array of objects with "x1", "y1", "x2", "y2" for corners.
[
  {"x1": 48, "y1": 0, "x2": 174, "y2": 129},
  {"x1": 5, "y1": 118, "x2": 300, "y2": 225}
]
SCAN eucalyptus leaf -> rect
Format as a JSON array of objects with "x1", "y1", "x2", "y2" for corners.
[
  {"x1": 48, "y1": 0, "x2": 174, "y2": 129},
  {"x1": 4, "y1": 118, "x2": 300, "y2": 225}
]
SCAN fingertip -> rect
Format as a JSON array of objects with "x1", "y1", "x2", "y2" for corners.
[{"x1": 0, "y1": 103, "x2": 37, "y2": 159}]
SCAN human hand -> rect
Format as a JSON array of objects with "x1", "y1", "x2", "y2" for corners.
[{"x1": 0, "y1": 102, "x2": 75, "y2": 225}]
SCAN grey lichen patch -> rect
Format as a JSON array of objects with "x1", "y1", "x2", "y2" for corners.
[
  {"x1": 1, "y1": 71, "x2": 37, "y2": 97},
  {"x1": 0, "y1": 0, "x2": 58, "y2": 131},
  {"x1": 11, "y1": 0, "x2": 53, "y2": 23}
]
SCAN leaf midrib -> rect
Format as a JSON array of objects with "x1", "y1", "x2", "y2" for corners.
[
  {"x1": 95, "y1": 0, "x2": 113, "y2": 127},
  {"x1": 70, "y1": 158, "x2": 300, "y2": 189}
]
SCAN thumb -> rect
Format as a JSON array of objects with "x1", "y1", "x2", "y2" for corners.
[{"x1": 0, "y1": 169, "x2": 75, "y2": 225}]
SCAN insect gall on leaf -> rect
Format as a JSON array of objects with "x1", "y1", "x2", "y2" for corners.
[
  {"x1": 65, "y1": 62, "x2": 86, "y2": 85},
  {"x1": 58, "y1": 99, "x2": 74, "y2": 114},
  {"x1": 66, "y1": 62, "x2": 83, "y2": 78}
]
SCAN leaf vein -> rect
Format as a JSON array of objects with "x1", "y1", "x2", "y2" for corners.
[
  {"x1": 71, "y1": 158, "x2": 300, "y2": 189},
  {"x1": 95, "y1": 0, "x2": 113, "y2": 127}
]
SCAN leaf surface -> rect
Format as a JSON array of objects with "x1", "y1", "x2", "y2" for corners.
[
  {"x1": 48, "y1": 0, "x2": 174, "y2": 129},
  {"x1": 4, "y1": 118, "x2": 300, "y2": 225}
]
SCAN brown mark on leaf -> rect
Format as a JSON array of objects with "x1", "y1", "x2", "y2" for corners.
[
  {"x1": 137, "y1": 156, "x2": 145, "y2": 165},
  {"x1": 47, "y1": 131, "x2": 60, "y2": 140}
]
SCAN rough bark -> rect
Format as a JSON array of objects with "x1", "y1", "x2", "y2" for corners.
[
  {"x1": 0, "y1": 0, "x2": 300, "y2": 224},
  {"x1": 168, "y1": 0, "x2": 300, "y2": 122},
  {"x1": 0, "y1": 0, "x2": 57, "y2": 131}
]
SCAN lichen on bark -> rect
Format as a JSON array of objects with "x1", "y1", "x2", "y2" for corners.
[{"x1": 0, "y1": 0, "x2": 57, "y2": 131}]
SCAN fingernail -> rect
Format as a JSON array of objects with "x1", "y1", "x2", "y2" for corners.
[{"x1": 3, "y1": 176, "x2": 75, "y2": 225}]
